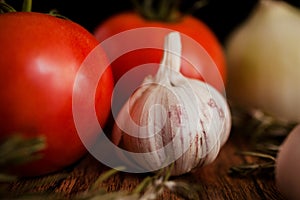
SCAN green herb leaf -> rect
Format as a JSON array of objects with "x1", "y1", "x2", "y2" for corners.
[
  {"x1": 0, "y1": 135, "x2": 46, "y2": 169},
  {"x1": 0, "y1": 1, "x2": 16, "y2": 13}
]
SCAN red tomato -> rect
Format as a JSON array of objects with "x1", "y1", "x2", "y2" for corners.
[
  {"x1": 94, "y1": 12, "x2": 226, "y2": 92},
  {"x1": 0, "y1": 12, "x2": 114, "y2": 177}
]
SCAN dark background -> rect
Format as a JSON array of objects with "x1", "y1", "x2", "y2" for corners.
[{"x1": 4, "y1": 0, "x2": 300, "y2": 44}]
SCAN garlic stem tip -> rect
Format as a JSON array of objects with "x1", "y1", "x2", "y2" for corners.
[
  {"x1": 164, "y1": 31, "x2": 181, "y2": 57},
  {"x1": 160, "y1": 31, "x2": 182, "y2": 74}
]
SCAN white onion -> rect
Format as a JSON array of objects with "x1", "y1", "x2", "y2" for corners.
[{"x1": 225, "y1": 0, "x2": 300, "y2": 122}]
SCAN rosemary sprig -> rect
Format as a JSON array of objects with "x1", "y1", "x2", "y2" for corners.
[
  {"x1": 0, "y1": 135, "x2": 46, "y2": 166},
  {"x1": 228, "y1": 148, "x2": 278, "y2": 177},
  {"x1": 229, "y1": 106, "x2": 295, "y2": 177},
  {"x1": 0, "y1": 0, "x2": 16, "y2": 13},
  {"x1": 77, "y1": 164, "x2": 200, "y2": 200},
  {"x1": 2, "y1": 164, "x2": 201, "y2": 200},
  {"x1": 0, "y1": 135, "x2": 46, "y2": 182},
  {"x1": 129, "y1": 165, "x2": 200, "y2": 200},
  {"x1": 0, "y1": 135, "x2": 47, "y2": 199},
  {"x1": 0, "y1": 133, "x2": 201, "y2": 200}
]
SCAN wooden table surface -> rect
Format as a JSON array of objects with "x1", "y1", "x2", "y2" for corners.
[{"x1": 2, "y1": 125, "x2": 287, "y2": 200}]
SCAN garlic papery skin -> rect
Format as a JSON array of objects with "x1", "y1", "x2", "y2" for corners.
[
  {"x1": 225, "y1": 0, "x2": 300, "y2": 122},
  {"x1": 112, "y1": 32, "x2": 231, "y2": 176}
]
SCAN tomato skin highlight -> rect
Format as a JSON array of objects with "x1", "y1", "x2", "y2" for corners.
[
  {"x1": 0, "y1": 12, "x2": 114, "y2": 177},
  {"x1": 94, "y1": 12, "x2": 227, "y2": 92}
]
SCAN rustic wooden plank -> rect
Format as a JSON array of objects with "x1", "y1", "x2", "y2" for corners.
[
  {"x1": 2, "y1": 130, "x2": 285, "y2": 200},
  {"x1": 187, "y1": 133, "x2": 265, "y2": 200}
]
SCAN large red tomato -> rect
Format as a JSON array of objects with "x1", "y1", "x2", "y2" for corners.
[
  {"x1": 94, "y1": 11, "x2": 226, "y2": 92},
  {"x1": 0, "y1": 12, "x2": 114, "y2": 177}
]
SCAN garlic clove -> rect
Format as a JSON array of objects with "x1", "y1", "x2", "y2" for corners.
[{"x1": 112, "y1": 31, "x2": 231, "y2": 176}]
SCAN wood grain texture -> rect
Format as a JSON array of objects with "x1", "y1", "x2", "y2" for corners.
[{"x1": 2, "y1": 130, "x2": 286, "y2": 200}]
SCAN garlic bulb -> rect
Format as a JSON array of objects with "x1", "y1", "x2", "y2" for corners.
[
  {"x1": 226, "y1": 0, "x2": 300, "y2": 122},
  {"x1": 112, "y1": 31, "x2": 231, "y2": 176}
]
